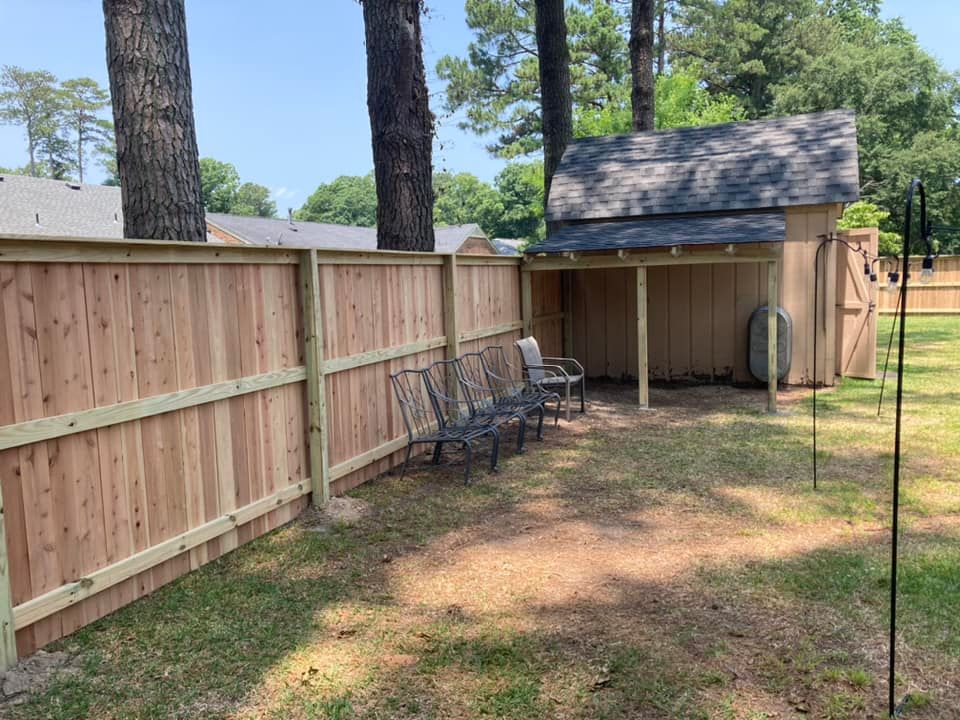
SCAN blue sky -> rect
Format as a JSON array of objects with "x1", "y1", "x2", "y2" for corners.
[{"x1": 0, "y1": 0, "x2": 957, "y2": 211}]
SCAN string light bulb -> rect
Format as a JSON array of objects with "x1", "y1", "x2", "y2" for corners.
[
  {"x1": 885, "y1": 270, "x2": 899, "y2": 292},
  {"x1": 920, "y1": 255, "x2": 935, "y2": 284}
]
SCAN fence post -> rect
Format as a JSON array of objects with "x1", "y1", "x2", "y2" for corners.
[
  {"x1": 0, "y1": 481, "x2": 17, "y2": 669},
  {"x1": 768, "y1": 259, "x2": 779, "y2": 414},
  {"x1": 636, "y1": 267, "x2": 649, "y2": 409},
  {"x1": 300, "y1": 248, "x2": 329, "y2": 505},
  {"x1": 521, "y1": 270, "x2": 533, "y2": 338},
  {"x1": 443, "y1": 254, "x2": 460, "y2": 360}
]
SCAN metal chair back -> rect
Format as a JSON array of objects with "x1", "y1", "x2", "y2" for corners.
[
  {"x1": 477, "y1": 346, "x2": 521, "y2": 401},
  {"x1": 515, "y1": 336, "x2": 546, "y2": 381},
  {"x1": 423, "y1": 359, "x2": 466, "y2": 424},
  {"x1": 456, "y1": 352, "x2": 500, "y2": 410},
  {"x1": 391, "y1": 369, "x2": 439, "y2": 441}
]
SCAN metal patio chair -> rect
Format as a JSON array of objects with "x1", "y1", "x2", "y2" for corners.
[
  {"x1": 456, "y1": 351, "x2": 550, "y2": 441},
  {"x1": 477, "y1": 346, "x2": 562, "y2": 430},
  {"x1": 391, "y1": 368, "x2": 501, "y2": 485},
  {"x1": 426, "y1": 358, "x2": 530, "y2": 453},
  {"x1": 515, "y1": 336, "x2": 585, "y2": 421}
]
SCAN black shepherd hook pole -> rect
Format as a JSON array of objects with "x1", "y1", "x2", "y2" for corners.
[
  {"x1": 811, "y1": 233, "x2": 876, "y2": 489},
  {"x1": 888, "y1": 178, "x2": 935, "y2": 719},
  {"x1": 811, "y1": 234, "x2": 832, "y2": 490}
]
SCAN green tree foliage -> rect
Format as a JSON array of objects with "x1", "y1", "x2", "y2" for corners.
[
  {"x1": 574, "y1": 69, "x2": 744, "y2": 136},
  {"x1": 233, "y1": 182, "x2": 277, "y2": 218},
  {"x1": 0, "y1": 65, "x2": 62, "y2": 177},
  {"x1": 199, "y1": 157, "x2": 241, "y2": 212},
  {"x1": 0, "y1": 67, "x2": 116, "y2": 182},
  {"x1": 837, "y1": 200, "x2": 901, "y2": 256},
  {"x1": 493, "y1": 160, "x2": 545, "y2": 242},
  {"x1": 60, "y1": 78, "x2": 113, "y2": 183},
  {"x1": 297, "y1": 173, "x2": 378, "y2": 226},
  {"x1": 669, "y1": 0, "x2": 834, "y2": 118},
  {"x1": 772, "y1": 7, "x2": 960, "y2": 233},
  {"x1": 434, "y1": 171, "x2": 505, "y2": 232},
  {"x1": 199, "y1": 158, "x2": 276, "y2": 217},
  {"x1": 436, "y1": 0, "x2": 628, "y2": 158}
]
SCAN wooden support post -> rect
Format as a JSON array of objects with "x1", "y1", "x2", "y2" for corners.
[
  {"x1": 562, "y1": 271, "x2": 574, "y2": 358},
  {"x1": 636, "y1": 267, "x2": 649, "y2": 408},
  {"x1": 0, "y1": 481, "x2": 17, "y2": 669},
  {"x1": 300, "y1": 249, "x2": 329, "y2": 505},
  {"x1": 443, "y1": 254, "x2": 460, "y2": 360},
  {"x1": 767, "y1": 260, "x2": 778, "y2": 414},
  {"x1": 521, "y1": 270, "x2": 533, "y2": 338}
]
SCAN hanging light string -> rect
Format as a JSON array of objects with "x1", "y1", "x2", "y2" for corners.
[{"x1": 811, "y1": 233, "x2": 881, "y2": 490}]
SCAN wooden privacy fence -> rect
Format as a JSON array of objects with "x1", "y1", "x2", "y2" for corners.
[
  {"x1": 878, "y1": 255, "x2": 960, "y2": 314},
  {"x1": 0, "y1": 234, "x2": 522, "y2": 666}
]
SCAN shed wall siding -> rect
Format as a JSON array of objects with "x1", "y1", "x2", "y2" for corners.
[{"x1": 561, "y1": 204, "x2": 845, "y2": 386}]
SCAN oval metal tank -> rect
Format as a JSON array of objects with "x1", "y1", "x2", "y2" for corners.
[{"x1": 748, "y1": 305, "x2": 792, "y2": 382}]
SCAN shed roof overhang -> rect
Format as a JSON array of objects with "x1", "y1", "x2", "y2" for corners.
[{"x1": 527, "y1": 211, "x2": 785, "y2": 255}]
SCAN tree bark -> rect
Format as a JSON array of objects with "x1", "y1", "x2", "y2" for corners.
[
  {"x1": 631, "y1": 0, "x2": 656, "y2": 131},
  {"x1": 362, "y1": 0, "x2": 435, "y2": 252},
  {"x1": 656, "y1": 0, "x2": 667, "y2": 76},
  {"x1": 534, "y1": 0, "x2": 573, "y2": 209},
  {"x1": 102, "y1": 0, "x2": 206, "y2": 241}
]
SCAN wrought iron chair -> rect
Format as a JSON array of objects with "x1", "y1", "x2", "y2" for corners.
[
  {"x1": 514, "y1": 336, "x2": 585, "y2": 421},
  {"x1": 426, "y1": 358, "x2": 529, "y2": 453},
  {"x1": 476, "y1": 346, "x2": 562, "y2": 430},
  {"x1": 456, "y1": 351, "x2": 550, "y2": 441},
  {"x1": 391, "y1": 368, "x2": 500, "y2": 485}
]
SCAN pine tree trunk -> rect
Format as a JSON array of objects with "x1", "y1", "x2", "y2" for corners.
[
  {"x1": 102, "y1": 0, "x2": 206, "y2": 242},
  {"x1": 631, "y1": 0, "x2": 655, "y2": 132},
  {"x1": 534, "y1": 0, "x2": 573, "y2": 208},
  {"x1": 362, "y1": 0, "x2": 435, "y2": 252},
  {"x1": 656, "y1": 0, "x2": 666, "y2": 76}
]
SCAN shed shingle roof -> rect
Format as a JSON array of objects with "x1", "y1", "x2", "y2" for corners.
[
  {"x1": 526, "y1": 212, "x2": 785, "y2": 254},
  {"x1": 546, "y1": 110, "x2": 860, "y2": 224}
]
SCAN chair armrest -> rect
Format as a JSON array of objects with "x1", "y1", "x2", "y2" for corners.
[
  {"x1": 541, "y1": 357, "x2": 584, "y2": 375},
  {"x1": 521, "y1": 363, "x2": 570, "y2": 379}
]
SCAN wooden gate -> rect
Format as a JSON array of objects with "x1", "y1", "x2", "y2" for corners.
[{"x1": 836, "y1": 228, "x2": 878, "y2": 379}]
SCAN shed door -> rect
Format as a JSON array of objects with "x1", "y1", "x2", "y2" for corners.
[{"x1": 835, "y1": 234, "x2": 877, "y2": 380}]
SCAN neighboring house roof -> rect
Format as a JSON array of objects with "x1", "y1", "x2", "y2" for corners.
[
  {"x1": 527, "y1": 212, "x2": 785, "y2": 254},
  {"x1": 545, "y1": 109, "x2": 860, "y2": 225},
  {"x1": 492, "y1": 238, "x2": 523, "y2": 256},
  {"x1": 0, "y1": 173, "x2": 124, "y2": 237},
  {"x1": 206, "y1": 213, "x2": 497, "y2": 253}
]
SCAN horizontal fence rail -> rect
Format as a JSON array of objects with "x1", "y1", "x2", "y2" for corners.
[
  {"x1": 878, "y1": 256, "x2": 960, "y2": 314},
  {"x1": 0, "y1": 233, "x2": 523, "y2": 667}
]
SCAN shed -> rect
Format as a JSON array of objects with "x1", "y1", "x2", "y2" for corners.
[{"x1": 522, "y1": 109, "x2": 877, "y2": 409}]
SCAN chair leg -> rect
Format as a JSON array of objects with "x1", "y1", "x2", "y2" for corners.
[
  {"x1": 490, "y1": 429, "x2": 501, "y2": 473},
  {"x1": 565, "y1": 382, "x2": 571, "y2": 422},
  {"x1": 553, "y1": 395, "x2": 561, "y2": 427},
  {"x1": 516, "y1": 415, "x2": 527, "y2": 453},
  {"x1": 399, "y1": 443, "x2": 413, "y2": 481},
  {"x1": 535, "y1": 405, "x2": 545, "y2": 440},
  {"x1": 432, "y1": 442, "x2": 443, "y2": 465},
  {"x1": 462, "y1": 441, "x2": 473, "y2": 485},
  {"x1": 580, "y1": 377, "x2": 586, "y2": 413}
]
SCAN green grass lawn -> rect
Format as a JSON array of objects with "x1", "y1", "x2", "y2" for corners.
[{"x1": 4, "y1": 317, "x2": 959, "y2": 720}]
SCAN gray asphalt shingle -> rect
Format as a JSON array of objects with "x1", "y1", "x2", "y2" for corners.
[
  {"x1": 525, "y1": 212, "x2": 785, "y2": 254},
  {"x1": 546, "y1": 110, "x2": 860, "y2": 224}
]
